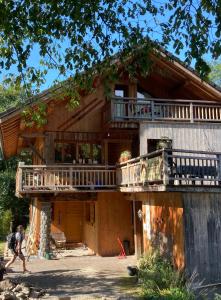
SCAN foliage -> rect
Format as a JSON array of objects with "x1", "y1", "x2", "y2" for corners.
[
  {"x1": 138, "y1": 251, "x2": 195, "y2": 300},
  {"x1": 119, "y1": 150, "x2": 132, "y2": 163},
  {"x1": 0, "y1": 155, "x2": 30, "y2": 231},
  {"x1": 0, "y1": 210, "x2": 12, "y2": 239},
  {"x1": 0, "y1": 241, "x2": 5, "y2": 255},
  {"x1": 208, "y1": 60, "x2": 221, "y2": 87},
  {"x1": 0, "y1": 0, "x2": 220, "y2": 92},
  {"x1": 0, "y1": 82, "x2": 28, "y2": 113}
]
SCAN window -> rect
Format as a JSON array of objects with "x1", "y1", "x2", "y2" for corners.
[
  {"x1": 55, "y1": 143, "x2": 63, "y2": 162},
  {"x1": 63, "y1": 144, "x2": 76, "y2": 163},
  {"x1": 55, "y1": 143, "x2": 77, "y2": 163},
  {"x1": 78, "y1": 143, "x2": 102, "y2": 164},
  {"x1": 114, "y1": 84, "x2": 128, "y2": 98},
  {"x1": 55, "y1": 142, "x2": 102, "y2": 164},
  {"x1": 85, "y1": 203, "x2": 95, "y2": 224},
  {"x1": 137, "y1": 86, "x2": 152, "y2": 100}
]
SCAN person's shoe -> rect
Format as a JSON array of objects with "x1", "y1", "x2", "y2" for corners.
[{"x1": 23, "y1": 269, "x2": 30, "y2": 274}]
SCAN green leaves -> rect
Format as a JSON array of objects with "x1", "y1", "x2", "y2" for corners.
[{"x1": 0, "y1": 0, "x2": 219, "y2": 98}]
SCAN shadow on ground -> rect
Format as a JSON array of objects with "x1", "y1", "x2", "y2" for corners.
[{"x1": 11, "y1": 269, "x2": 140, "y2": 298}]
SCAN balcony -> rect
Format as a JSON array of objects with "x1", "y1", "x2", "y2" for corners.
[
  {"x1": 104, "y1": 97, "x2": 221, "y2": 124},
  {"x1": 16, "y1": 149, "x2": 221, "y2": 195},
  {"x1": 16, "y1": 164, "x2": 116, "y2": 195},
  {"x1": 117, "y1": 149, "x2": 221, "y2": 192}
]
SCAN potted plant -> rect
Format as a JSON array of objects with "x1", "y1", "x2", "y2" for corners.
[
  {"x1": 119, "y1": 150, "x2": 132, "y2": 163},
  {"x1": 157, "y1": 136, "x2": 172, "y2": 150}
]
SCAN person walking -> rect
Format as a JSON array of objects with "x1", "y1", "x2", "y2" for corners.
[{"x1": 5, "y1": 225, "x2": 29, "y2": 273}]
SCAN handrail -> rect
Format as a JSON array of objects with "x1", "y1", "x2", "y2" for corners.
[
  {"x1": 107, "y1": 97, "x2": 221, "y2": 124},
  {"x1": 19, "y1": 164, "x2": 116, "y2": 169},
  {"x1": 17, "y1": 164, "x2": 117, "y2": 194},
  {"x1": 117, "y1": 149, "x2": 221, "y2": 188},
  {"x1": 111, "y1": 97, "x2": 221, "y2": 104}
]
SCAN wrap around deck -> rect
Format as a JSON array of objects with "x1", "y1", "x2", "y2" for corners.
[{"x1": 16, "y1": 149, "x2": 221, "y2": 195}]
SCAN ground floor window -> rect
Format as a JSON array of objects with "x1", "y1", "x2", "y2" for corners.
[{"x1": 85, "y1": 202, "x2": 95, "y2": 224}]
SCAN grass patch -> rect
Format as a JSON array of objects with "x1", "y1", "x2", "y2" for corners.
[
  {"x1": 0, "y1": 241, "x2": 5, "y2": 255},
  {"x1": 138, "y1": 252, "x2": 195, "y2": 300},
  {"x1": 119, "y1": 276, "x2": 141, "y2": 297}
]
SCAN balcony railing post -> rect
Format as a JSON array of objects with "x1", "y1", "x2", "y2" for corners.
[
  {"x1": 151, "y1": 100, "x2": 155, "y2": 121},
  {"x1": 70, "y1": 167, "x2": 73, "y2": 188},
  {"x1": 18, "y1": 162, "x2": 25, "y2": 192},
  {"x1": 162, "y1": 150, "x2": 169, "y2": 185},
  {"x1": 190, "y1": 102, "x2": 194, "y2": 123},
  {"x1": 217, "y1": 154, "x2": 221, "y2": 184},
  {"x1": 127, "y1": 162, "x2": 130, "y2": 186},
  {"x1": 111, "y1": 100, "x2": 115, "y2": 120}
]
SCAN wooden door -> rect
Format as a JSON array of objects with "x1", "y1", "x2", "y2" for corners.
[
  {"x1": 65, "y1": 202, "x2": 83, "y2": 242},
  {"x1": 52, "y1": 201, "x2": 84, "y2": 243}
]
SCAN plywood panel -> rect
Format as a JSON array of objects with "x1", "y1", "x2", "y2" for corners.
[
  {"x1": 183, "y1": 192, "x2": 221, "y2": 283},
  {"x1": 140, "y1": 122, "x2": 221, "y2": 155},
  {"x1": 137, "y1": 192, "x2": 184, "y2": 269},
  {"x1": 51, "y1": 200, "x2": 84, "y2": 243},
  {"x1": 97, "y1": 192, "x2": 134, "y2": 256},
  {"x1": 83, "y1": 202, "x2": 98, "y2": 254}
]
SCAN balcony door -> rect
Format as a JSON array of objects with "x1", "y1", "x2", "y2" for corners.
[{"x1": 114, "y1": 84, "x2": 129, "y2": 118}]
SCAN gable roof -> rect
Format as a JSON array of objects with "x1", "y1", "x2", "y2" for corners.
[{"x1": 1, "y1": 48, "x2": 221, "y2": 159}]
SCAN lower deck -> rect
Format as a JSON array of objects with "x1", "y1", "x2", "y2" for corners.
[{"x1": 30, "y1": 192, "x2": 135, "y2": 257}]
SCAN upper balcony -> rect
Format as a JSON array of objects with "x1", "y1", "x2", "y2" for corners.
[
  {"x1": 16, "y1": 149, "x2": 221, "y2": 196},
  {"x1": 117, "y1": 149, "x2": 221, "y2": 192},
  {"x1": 104, "y1": 97, "x2": 221, "y2": 125}
]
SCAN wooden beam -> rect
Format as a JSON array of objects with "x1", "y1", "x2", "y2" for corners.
[
  {"x1": 28, "y1": 143, "x2": 46, "y2": 163},
  {"x1": 21, "y1": 133, "x2": 46, "y2": 138}
]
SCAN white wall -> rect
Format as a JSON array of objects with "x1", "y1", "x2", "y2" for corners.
[{"x1": 140, "y1": 122, "x2": 221, "y2": 155}]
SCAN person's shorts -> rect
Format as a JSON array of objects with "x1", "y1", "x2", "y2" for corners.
[{"x1": 11, "y1": 249, "x2": 24, "y2": 258}]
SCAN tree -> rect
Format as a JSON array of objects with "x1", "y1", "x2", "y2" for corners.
[
  {"x1": 0, "y1": 82, "x2": 28, "y2": 112},
  {"x1": 0, "y1": 156, "x2": 29, "y2": 233},
  {"x1": 0, "y1": 0, "x2": 221, "y2": 92},
  {"x1": 208, "y1": 60, "x2": 221, "y2": 87},
  {"x1": 0, "y1": 85, "x2": 30, "y2": 233}
]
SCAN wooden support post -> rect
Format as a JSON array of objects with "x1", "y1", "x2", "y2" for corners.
[
  {"x1": 70, "y1": 167, "x2": 73, "y2": 188},
  {"x1": 162, "y1": 150, "x2": 169, "y2": 185},
  {"x1": 133, "y1": 200, "x2": 143, "y2": 259},
  {"x1": 217, "y1": 154, "x2": 221, "y2": 185},
  {"x1": 17, "y1": 162, "x2": 24, "y2": 194},
  {"x1": 111, "y1": 100, "x2": 115, "y2": 120},
  {"x1": 190, "y1": 102, "x2": 194, "y2": 123},
  {"x1": 39, "y1": 202, "x2": 51, "y2": 258},
  {"x1": 151, "y1": 100, "x2": 155, "y2": 121}
]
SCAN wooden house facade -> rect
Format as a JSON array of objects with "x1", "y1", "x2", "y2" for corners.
[{"x1": 1, "y1": 51, "x2": 221, "y2": 282}]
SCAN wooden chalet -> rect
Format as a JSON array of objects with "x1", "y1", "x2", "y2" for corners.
[{"x1": 1, "y1": 49, "x2": 221, "y2": 282}]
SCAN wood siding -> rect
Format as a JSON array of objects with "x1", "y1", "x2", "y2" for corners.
[
  {"x1": 140, "y1": 122, "x2": 221, "y2": 155},
  {"x1": 136, "y1": 192, "x2": 184, "y2": 269},
  {"x1": 97, "y1": 192, "x2": 134, "y2": 256},
  {"x1": 183, "y1": 192, "x2": 221, "y2": 283},
  {"x1": 83, "y1": 202, "x2": 98, "y2": 254},
  {"x1": 51, "y1": 200, "x2": 84, "y2": 243}
]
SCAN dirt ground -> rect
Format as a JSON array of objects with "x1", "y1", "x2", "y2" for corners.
[{"x1": 5, "y1": 248, "x2": 140, "y2": 300}]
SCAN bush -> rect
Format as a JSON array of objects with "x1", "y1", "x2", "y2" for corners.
[
  {"x1": 138, "y1": 251, "x2": 195, "y2": 300},
  {"x1": 0, "y1": 209, "x2": 12, "y2": 239}
]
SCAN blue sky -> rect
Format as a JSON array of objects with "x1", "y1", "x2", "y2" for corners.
[{"x1": 0, "y1": 1, "x2": 216, "y2": 92}]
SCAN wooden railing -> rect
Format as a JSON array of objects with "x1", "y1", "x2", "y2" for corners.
[
  {"x1": 17, "y1": 149, "x2": 221, "y2": 195},
  {"x1": 104, "y1": 97, "x2": 221, "y2": 123},
  {"x1": 117, "y1": 149, "x2": 221, "y2": 187},
  {"x1": 17, "y1": 163, "x2": 116, "y2": 194}
]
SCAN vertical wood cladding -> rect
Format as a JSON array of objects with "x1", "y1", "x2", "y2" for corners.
[
  {"x1": 140, "y1": 122, "x2": 221, "y2": 155},
  {"x1": 97, "y1": 192, "x2": 134, "y2": 256},
  {"x1": 183, "y1": 193, "x2": 221, "y2": 283},
  {"x1": 138, "y1": 192, "x2": 185, "y2": 269}
]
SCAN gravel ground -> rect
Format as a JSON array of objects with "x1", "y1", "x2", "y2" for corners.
[{"x1": 4, "y1": 248, "x2": 140, "y2": 299}]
